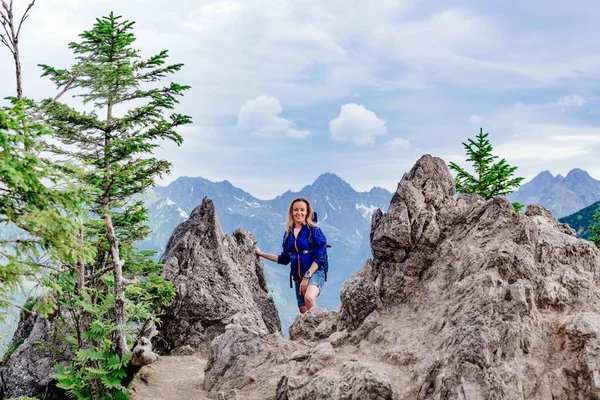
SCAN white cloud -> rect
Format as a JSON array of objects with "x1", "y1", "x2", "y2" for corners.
[
  {"x1": 556, "y1": 95, "x2": 587, "y2": 111},
  {"x1": 496, "y1": 142, "x2": 589, "y2": 162},
  {"x1": 237, "y1": 95, "x2": 310, "y2": 138},
  {"x1": 550, "y1": 134, "x2": 600, "y2": 143},
  {"x1": 469, "y1": 114, "x2": 484, "y2": 124},
  {"x1": 6, "y1": 0, "x2": 600, "y2": 198},
  {"x1": 329, "y1": 104, "x2": 387, "y2": 146},
  {"x1": 494, "y1": 123, "x2": 600, "y2": 162},
  {"x1": 386, "y1": 137, "x2": 411, "y2": 149}
]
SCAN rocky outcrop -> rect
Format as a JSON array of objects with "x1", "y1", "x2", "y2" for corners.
[
  {"x1": 288, "y1": 307, "x2": 337, "y2": 342},
  {"x1": 328, "y1": 154, "x2": 600, "y2": 399},
  {"x1": 0, "y1": 310, "x2": 67, "y2": 399},
  {"x1": 194, "y1": 154, "x2": 600, "y2": 400},
  {"x1": 158, "y1": 197, "x2": 281, "y2": 356}
]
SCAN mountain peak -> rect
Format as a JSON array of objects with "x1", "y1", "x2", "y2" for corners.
[
  {"x1": 313, "y1": 172, "x2": 343, "y2": 184},
  {"x1": 529, "y1": 170, "x2": 556, "y2": 184},
  {"x1": 311, "y1": 173, "x2": 354, "y2": 192},
  {"x1": 509, "y1": 167, "x2": 600, "y2": 217},
  {"x1": 565, "y1": 168, "x2": 591, "y2": 180},
  {"x1": 537, "y1": 170, "x2": 554, "y2": 178}
]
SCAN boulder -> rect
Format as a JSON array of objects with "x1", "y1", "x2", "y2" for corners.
[
  {"x1": 0, "y1": 311, "x2": 67, "y2": 400},
  {"x1": 289, "y1": 307, "x2": 338, "y2": 342},
  {"x1": 159, "y1": 197, "x2": 281, "y2": 356}
]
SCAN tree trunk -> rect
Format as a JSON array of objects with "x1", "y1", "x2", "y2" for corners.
[
  {"x1": 105, "y1": 213, "x2": 129, "y2": 356},
  {"x1": 103, "y1": 102, "x2": 131, "y2": 357},
  {"x1": 76, "y1": 223, "x2": 85, "y2": 294},
  {"x1": 0, "y1": 0, "x2": 35, "y2": 99},
  {"x1": 12, "y1": 36, "x2": 22, "y2": 99}
]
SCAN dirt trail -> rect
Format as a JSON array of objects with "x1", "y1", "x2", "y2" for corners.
[{"x1": 132, "y1": 355, "x2": 209, "y2": 400}]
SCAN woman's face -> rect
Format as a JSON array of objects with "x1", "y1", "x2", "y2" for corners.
[{"x1": 292, "y1": 201, "x2": 307, "y2": 225}]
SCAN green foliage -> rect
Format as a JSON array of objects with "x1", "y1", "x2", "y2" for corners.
[
  {"x1": 558, "y1": 201, "x2": 600, "y2": 240},
  {"x1": 0, "y1": 101, "x2": 92, "y2": 320},
  {"x1": 54, "y1": 340, "x2": 132, "y2": 399},
  {"x1": 511, "y1": 201, "x2": 524, "y2": 213},
  {"x1": 1, "y1": 11, "x2": 185, "y2": 399},
  {"x1": 590, "y1": 208, "x2": 600, "y2": 248},
  {"x1": 1, "y1": 338, "x2": 24, "y2": 367},
  {"x1": 449, "y1": 128, "x2": 525, "y2": 211},
  {"x1": 36, "y1": 12, "x2": 188, "y2": 399},
  {"x1": 6, "y1": 396, "x2": 40, "y2": 400}
]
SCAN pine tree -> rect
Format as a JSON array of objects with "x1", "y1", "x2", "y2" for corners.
[
  {"x1": 590, "y1": 209, "x2": 600, "y2": 249},
  {"x1": 0, "y1": 100, "x2": 90, "y2": 320},
  {"x1": 37, "y1": 12, "x2": 189, "y2": 397},
  {"x1": 449, "y1": 128, "x2": 525, "y2": 211},
  {"x1": 0, "y1": 0, "x2": 91, "y2": 321}
]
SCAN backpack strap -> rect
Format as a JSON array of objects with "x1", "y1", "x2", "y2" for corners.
[{"x1": 281, "y1": 230, "x2": 293, "y2": 288}]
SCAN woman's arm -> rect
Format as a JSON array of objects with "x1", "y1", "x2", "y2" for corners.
[{"x1": 255, "y1": 248, "x2": 279, "y2": 263}]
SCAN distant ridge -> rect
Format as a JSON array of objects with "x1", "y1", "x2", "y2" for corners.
[
  {"x1": 508, "y1": 168, "x2": 600, "y2": 217},
  {"x1": 559, "y1": 200, "x2": 600, "y2": 240},
  {"x1": 143, "y1": 172, "x2": 392, "y2": 332}
]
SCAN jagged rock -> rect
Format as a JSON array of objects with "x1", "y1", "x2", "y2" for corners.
[
  {"x1": 276, "y1": 359, "x2": 394, "y2": 400},
  {"x1": 0, "y1": 311, "x2": 67, "y2": 400},
  {"x1": 335, "y1": 154, "x2": 600, "y2": 399},
  {"x1": 288, "y1": 307, "x2": 338, "y2": 342},
  {"x1": 169, "y1": 345, "x2": 196, "y2": 356},
  {"x1": 327, "y1": 330, "x2": 349, "y2": 348},
  {"x1": 338, "y1": 259, "x2": 381, "y2": 330},
  {"x1": 157, "y1": 155, "x2": 600, "y2": 400},
  {"x1": 349, "y1": 310, "x2": 383, "y2": 344},
  {"x1": 204, "y1": 322, "x2": 288, "y2": 394},
  {"x1": 306, "y1": 342, "x2": 336, "y2": 375},
  {"x1": 159, "y1": 197, "x2": 281, "y2": 355}
]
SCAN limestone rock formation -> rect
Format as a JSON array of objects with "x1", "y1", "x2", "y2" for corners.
[
  {"x1": 0, "y1": 310, "x2": 67, "y2": 399},
  {"x1": 197, "y1": 154, "x2": 600, "y2": 400},
  {"x1": 158, "y1": 197, "x2": 281, "y2": 355},
  {"x1": 288, "y1": 307, "x2": 338, "y2": 341}
]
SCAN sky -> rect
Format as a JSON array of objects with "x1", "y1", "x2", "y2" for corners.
[{"x1": 2, "y1": 0, "x2": 600, "y2": 199}]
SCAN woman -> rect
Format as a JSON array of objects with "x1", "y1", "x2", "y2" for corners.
[{"x1": 255, "y1": 198, "x2": 327, "y2": 314}]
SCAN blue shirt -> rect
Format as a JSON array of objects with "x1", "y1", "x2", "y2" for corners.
[{"x1": 277, "y1": 224, "x2": 327, "y2": 282}]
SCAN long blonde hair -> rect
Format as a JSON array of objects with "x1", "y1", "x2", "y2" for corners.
[{"x1": 286, "y1": 198, "x2": 316, "y2": 232}]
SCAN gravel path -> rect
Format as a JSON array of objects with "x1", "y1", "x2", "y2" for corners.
[{"x1": 132, "y1": 355, "x2": 209, "y2": 400}]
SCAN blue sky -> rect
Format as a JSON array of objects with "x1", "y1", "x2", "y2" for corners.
[{"x1": 2, "y1": 0, "x2": 600, "y2": 198}]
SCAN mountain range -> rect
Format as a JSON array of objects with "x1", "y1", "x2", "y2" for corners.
[
  {"x1": 67, "y1": 167, "x2": 600, "y2": 330},
  {"x1": 3, "y1": 166, "x2": 600, "y2": 352},
  {"x1": 142, "y1": 172, "x2": 392, "y2": 330},
  {"x1": 508, "y1": 168, "x2": 600, "y2": 218}
]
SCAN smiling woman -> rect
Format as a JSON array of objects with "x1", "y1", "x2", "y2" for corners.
[{"x1": 255, "y1": 197, "x2": 328, "y2": 314}]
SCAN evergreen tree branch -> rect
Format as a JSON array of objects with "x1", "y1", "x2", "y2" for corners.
[
  {"x1": 0, "y1": 298, "x2": 36, "y2": 314},
  {"x1": 35, "y1": 54, "x2": 96, "y2": 121}
]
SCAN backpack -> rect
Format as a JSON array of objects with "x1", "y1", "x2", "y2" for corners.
[{"x1": 284, "y1": 211, "x2": 330, "y2": 288}]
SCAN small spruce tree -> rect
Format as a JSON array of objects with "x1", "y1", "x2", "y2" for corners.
[
  {"x1": 37, "y1": 12, "x2": 190, "y2": 397},
  {"x1": 449, "y1": 128, "x2": 525, "y2": 212}
]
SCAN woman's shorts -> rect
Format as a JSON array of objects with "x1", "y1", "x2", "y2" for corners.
[{"x1": 294, "y1": 268, "x2": 325, "y2": 308}]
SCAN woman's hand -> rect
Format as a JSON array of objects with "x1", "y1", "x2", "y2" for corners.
[
  {"x1": 300, "y1": 278, "x2": 308, "y2": 296},
  {"x1": 255, "y1": 247, "x2": 263, "y2": 257}
]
